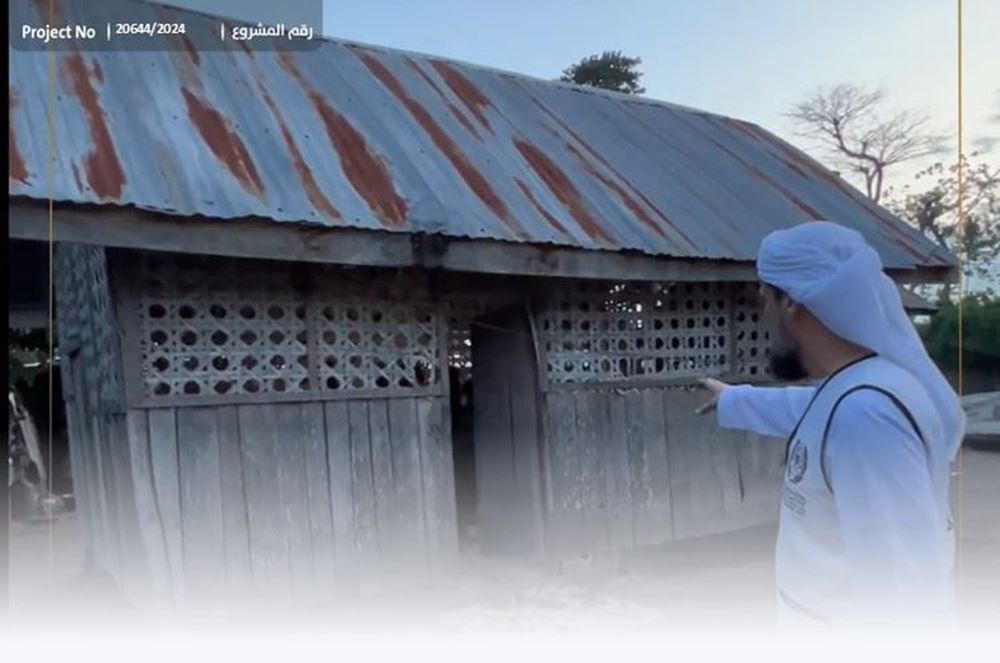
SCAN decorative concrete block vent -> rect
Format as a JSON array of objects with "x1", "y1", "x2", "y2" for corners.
[
  {"x1": 538, "y1": 280, "x2": 772, "y2": 387},
  {"x1": 134, "y1": 253, "x2": 442, "y2": 404}
]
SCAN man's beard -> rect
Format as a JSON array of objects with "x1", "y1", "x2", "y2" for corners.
[{"x1": 769, "y1": 340, "x2": 808, "y2": 382}]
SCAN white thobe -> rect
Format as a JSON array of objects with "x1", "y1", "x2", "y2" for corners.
[{"x1": 716, "y1": 356, "x2": 956, "y2": 628}]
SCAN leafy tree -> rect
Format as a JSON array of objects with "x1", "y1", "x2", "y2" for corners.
[
  {"x1": 887, "y1": 154, "x2": 1000, "y2": 299},
  {"x1": 560, "y1": 51, "x2": 645, "y2": 95},
  {"x1": 918, "y1": 293, "x2": 1000, "y2": 383},
  {"x1": 787, "y1": 84, "x2": 947, "y2": 202}
]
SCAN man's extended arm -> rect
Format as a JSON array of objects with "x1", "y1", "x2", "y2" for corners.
[{"x1": 715, "y1": 384, "x2": 817, "y2": 438}]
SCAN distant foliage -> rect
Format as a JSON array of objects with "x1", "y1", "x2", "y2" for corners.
[
  {"x1": 887, "y1": 154, "x2": 1000, "y2": 299},
  {"x1": 560, "y1": 51, "x2": 645, "y2": 95},
  {"x1": 918, "y1": 294, "x2": 1000, "y2": 374}
]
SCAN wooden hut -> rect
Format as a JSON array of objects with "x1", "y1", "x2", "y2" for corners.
[{"x1": 8, "y1": 0, "x2": 956, "y2": 610}]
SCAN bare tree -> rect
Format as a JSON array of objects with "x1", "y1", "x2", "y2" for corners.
[{"x1": 788, "y1": 84, "x2": 947, "y2": 202}]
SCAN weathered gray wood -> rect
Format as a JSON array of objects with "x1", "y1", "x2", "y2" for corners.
[
  {"x1": 274, "y1": 404, "x2": 315, "y2": 602},
  {"x1": 471, "y1": 307, "x2": 548, "y2": 557},
  {"x1": 215, "y1": 405, "x2": 252, "y2": 599},
  {"x1": 367, "y1": 399, "x2": 397, "y2": 563},
  {"x1": 606, "y1": 392, "x2": 634, "y2": 550},
  {"x1": 9, "y1": 202, "x2": 827, "y2": 284},
  {"x1": 387, "y1": 398, "x2": 425, "y2": 579},
  {"x1": 543, "y1": 391, "x2": 585, "y2": 557},
  {"x1": 508, "y1": 329, "x2": 544, "y2": 556},
  {"x1": 474, "y1": 317, "x2": 520, "y2": 554},
  {"x1": 237, "y1": 404, "x2": 291, "y2": 600},
  {"x1": 323, "y1": 401, "x2": 359, "y2": 597},
  {"x1": 300, "y1": 402, "x2": 336, "y2": 599},
  {"x1": 417, "y1": 397, "x2": 458, "y2": 576},
  {"x1": 93, "y1": 415, "x2": 123, "y2": 574},
  {"x1": 109, "y1": 252, "x2": 146, "y2": 410},
  {"x1": 65, "y1": 356, "x2": 98, "y2": 557},
  {"x1": 634, "y1": 389, "x2": 673, "y2": 546},
  {"x1": 664, "y1": 390, "x2": 736, "y2": 540},
  {"x1": 347, "y1": 401, "x2": 378, "y2": 589},
  {"x1": 125, "y1": 409, "x2": 172, "y2": 606},
  {"x1": 176, "y1": 407, "x2": 225, "y2": 605},
  {"x1": 574, "y1": 390, "x2": 609, "y2": 555},
  {"x1": 109, "y1": 415, "x2": 148, "y2": 600},
  {"x1": 147, "y1": 408, "x2": 185, "y2": 605}
]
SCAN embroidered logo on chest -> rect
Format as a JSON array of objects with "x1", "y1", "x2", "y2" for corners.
[{"x1": 787, "y1": 440, "x2": 808, "y2": 485}]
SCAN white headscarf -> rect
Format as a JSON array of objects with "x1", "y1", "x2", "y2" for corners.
[{"x1": 756, "y1": 221, "x2": 965, "y2": 461}]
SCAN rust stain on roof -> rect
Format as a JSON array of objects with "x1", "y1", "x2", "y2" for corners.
[
  {"x1": 279, "y1": 52, "x2": 406, "y2": 227},
  {"x1": 405, "y1": 58, "x2": 481, "y2": 140},
  {"x1": 256, "y1": 80, "x2": 341, "y2": 221},
  {"x1": 234, "y1": 39, "x2": 254, "y2": 57},
  {"x1": 9, "y1": 88, "x2": 30, "y2": 184},
  {"x1": 680, "y1": 115, "x2": 823, "y2": 221},
  {"x1": 62, "y1": 51, "x2": 126, "y2": 199},
  {"x1": 182, "y1": 87, "x2": 264, "y2": 197},
  {"x1": 430, "y1": 60, "x2": 492, "y2": 132},
  {"x1": 529, "y1": 93, "x2": 700, "y2": 245},
  {"x1": 564, "y1": 141, "x2": 701, "y2": 250},
  {"x1": 31, "y1": 0, "x2": 60, "y2": 21},
  {"x1": 726, "y1": 119, "x2": 809, "y2": 178},
  {"x1": 92, "y1": 60, "x2": 104, "y2": 83},
  {"x1": 357, "y1": 50, "x2": 522, "y2": 234},
  {"x1": 180, "y1": 34, "x2": 201, "y2": 67},
  {"x1": 514, "y1": 176, "x2": 571, "y2": 239},
  {"x1": 70, "y1": 162, "x2": 83, "y2": 189},
  {"x1": 514, "y1": 138, "x2": 612, "y2": 245}
]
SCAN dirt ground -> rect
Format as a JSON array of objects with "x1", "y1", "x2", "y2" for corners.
[{"x1": 5, "y1": 448, "x2": 999, "y2": 636}]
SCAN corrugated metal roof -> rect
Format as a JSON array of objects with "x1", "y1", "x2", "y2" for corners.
[{"x1": 8, "y1": 0, "x2": 955, "y2": 271}]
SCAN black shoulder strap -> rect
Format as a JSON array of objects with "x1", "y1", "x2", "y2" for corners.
[{"x1": 819, "y1": 385, "x2": 928, "y2": 493}]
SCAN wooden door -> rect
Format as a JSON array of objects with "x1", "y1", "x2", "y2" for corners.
[{"x1": 471, "y1": 306, "x2": 545, "y2": 555}]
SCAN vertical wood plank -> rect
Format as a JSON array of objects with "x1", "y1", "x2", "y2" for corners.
[
  {"x1": 636, "y1": 389, "x2": 674, "y2": 545},
  {"x1": 301, "y1": 401, "x2": 336, "y2": 599},
  {"x1": 275, "y1": 403, "x2": 315, "y2": 602},
  {"x1": 147, "y1": 408, "x2": 185, "y2": 606},
  {"x1": 347, "y1": 401, "x2": 377, "y2": 590},
  {"x1": 665, "y1": 390, "x2": 729, "y2": 539},
  {"x1": 606, "y1": 392, "x2": 634, "y2": 551},
  {"x1": 509, "y1": 351, "x2": 544, "y2": 556},
  {"x1": 216, "y1": 405, "x2": 252, "y2": 600},
  {"x1": 543, "y1": 392, "x2": 584, "y2": 557},
  {"x1": 324, "y1": 401, "x2": 359, "y2": 597},
  {"x1": 125, "y1": 409, "x2": 172, "y2": 606},
  {"x1": 368, "y1": 399, "x2": 397, "y2": 567},
  {"x1": 417, "y1": 397, "x2": 457, "y2": 577},
  {"x1": 237, "y1": 404, "x2": 291, "y2": 601},
  {"x1": 388, "y1": 398, "x2": 425, "y2": 579},
  {"x1": 176, "y1": 407, "x2": 226, "y2": 606},
  {"x1": 574, "y1": 390, "x2": 609, "y2": 555},
  {"x1": 95, "y1": 415, "x2": 123, "y2": 575},
  {"x1": 110, "y1": 415, "x2": 148, "y2": 600}
]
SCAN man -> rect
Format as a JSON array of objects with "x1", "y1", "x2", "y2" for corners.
[{"x1": 697, "y1": 221, "x2": 964, "y2": 628}]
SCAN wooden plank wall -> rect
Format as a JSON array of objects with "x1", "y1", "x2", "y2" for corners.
[
  {"x1": 124, "y1": 397, "x2": 457, "y2": 610},
  {"x1": 541, "y1": 386, "x2": 784, "y2": 557},
  {"x1": 471, "y1": 308, "x2": 545, "y2": 557}
]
